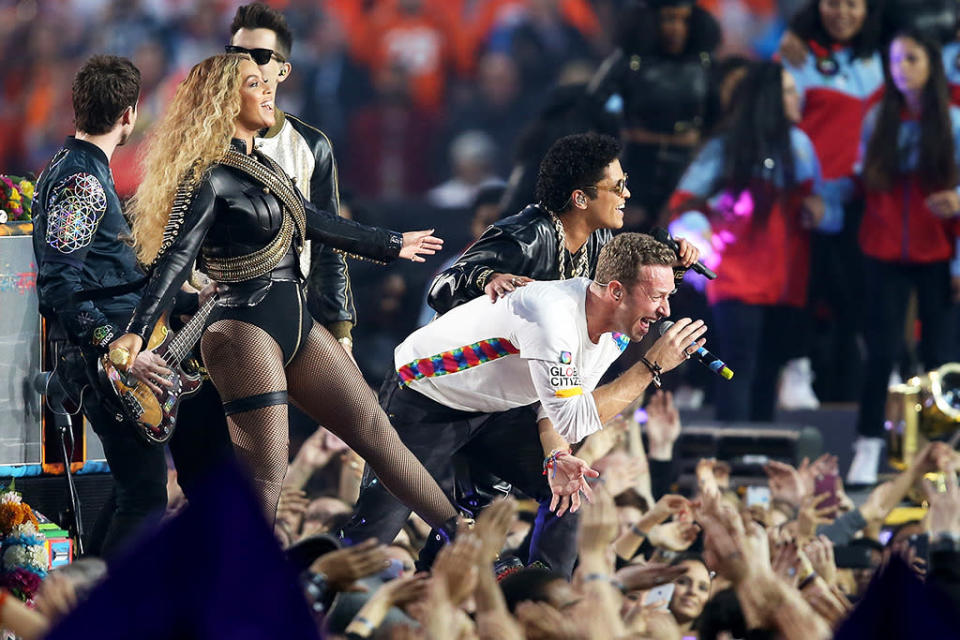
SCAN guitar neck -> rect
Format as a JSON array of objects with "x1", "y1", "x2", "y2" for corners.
[{"x1": 167, "y1": 296, "x2": 218, "y2": 363}]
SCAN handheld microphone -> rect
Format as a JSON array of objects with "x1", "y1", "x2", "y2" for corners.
[
  {"x1": 651, "y1": 227, "x2": 718, "y2": 280},
  {"x1": 659, "y1": 320, "x2": 733, "y2": 380}
]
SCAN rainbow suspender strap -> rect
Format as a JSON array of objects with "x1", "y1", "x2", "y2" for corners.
[{"x1": 397, "y1": 337, "x2": 520, "y2": 386}]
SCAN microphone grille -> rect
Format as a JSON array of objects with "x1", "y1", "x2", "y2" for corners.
[
  {"x1": 658, "y1": 320, "x2": 674, "y2": 336},
  {"x1": 651, "y1": 227, "x2": 672, "y2": 245}
]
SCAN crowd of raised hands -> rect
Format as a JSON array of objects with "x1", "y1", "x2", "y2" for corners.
[{"x1": 215, "y1": 389, "x2": 960, "y2": 639}]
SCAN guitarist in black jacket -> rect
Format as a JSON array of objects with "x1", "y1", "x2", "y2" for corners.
[
  {"x1": 34, "y1": 56, "x2": 232, "y2": 557},
  {"x1": 33, "y1": 56, "x2": 184, "y2": 556}
]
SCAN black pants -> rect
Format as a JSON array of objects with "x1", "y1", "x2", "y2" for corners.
[
  {"x1": 857, "y1": 258, "x2": 956, "y2": 438},
  {"x1": 711, "y1": 302, "x2": 805, "y2": 422},
  {"x1": 81, "y1": 360, "x2": 233, "y2": 557},
  {"x1": 807, "y1": 229, "x2": 865, "y2": 402},
  {"x1": 168, "y1": 382, "x2": 234, "y2": 501},
  {"x1": 59, "y1": 346, "x2": 168, "y2": 559},
  {"x1": 342, "y1": 377, "x2": 581, "y2": 577}
]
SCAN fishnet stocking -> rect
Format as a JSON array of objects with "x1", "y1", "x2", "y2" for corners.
[
  {"x1": 286, "y1": 322, "x2": 458, "y2": 529},
  {"x1": 201, "y1": 320, "x2": 289, "y2": 520}
]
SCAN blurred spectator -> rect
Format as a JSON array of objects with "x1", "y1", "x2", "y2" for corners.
[
  {"x1": 344, "y1": 63, "x2": 440, "y2": 199},
  {"x1": 499, "y1": 0, "x2": 600, "y2": 94},
  {"x1": 297, "y1": 11, "x2": 374, "y2": 156},
  {"x1": 352, "y1": 272, "x2": 411, "y2": 384},
  {"x1": 441, "y1": 52, "x2": 532, "y2": 176},
  {"x1": 591, "y1": 0, "x2": 723, "y2": 230},
  {"x1": 849, "y1": 30, "x2": 960, "y2": 485},
  {"x1": 668, "y1": 61, "x2": 827, "y2": 422},
  {"x1": 427, "y1": 130, "x2": 504, "y2": 209},
  {"x1": 112, "y1": 40, "x2": 181, "y2": 198},
  {"x1": 780, "y1": 0, "x2": 885, "y2": 405},
  {"x1": 417, "y1": 182, "x2": 507, "y2": 325},
  {"x1": 353, "y1": 0, "x2": 463, "y2": 113}
]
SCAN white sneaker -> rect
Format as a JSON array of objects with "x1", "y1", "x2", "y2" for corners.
[
  {"x1": 777, "y1": 358, "x2": 820, "y2": 410},
  {"x1": 888, "y1": 370, "x2": 903, "y2": 388},
  {"x1": 846, "y1": 437, "x2": 884, "y2": 486}
]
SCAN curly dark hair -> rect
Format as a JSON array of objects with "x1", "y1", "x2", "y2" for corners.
[
  {"x1": 230, "y1": 2, "x2": 294, "y2": 58},
  {"x1": 535, "y1": 132, "x2": 622, "y2": 213},
  {"x1": 616, "y1": 2, "x2": 722, "y2": 57},
  {"x1": 72, "y1": 55, "x2": 141, "y2": 136}
]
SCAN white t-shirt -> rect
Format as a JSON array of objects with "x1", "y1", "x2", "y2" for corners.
[{"x1": 394, "y1": 278, "x2": 629, "y2": 442}]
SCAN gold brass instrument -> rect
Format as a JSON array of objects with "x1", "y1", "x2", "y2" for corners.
[{"x1": 886, "y1": 363, "x2": 960, "y2": 471}]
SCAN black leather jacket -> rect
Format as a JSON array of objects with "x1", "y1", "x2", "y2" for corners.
[
  {"x1": 256, "y1": 111, "x2": 356, "y2": 339},
  {"x1": 32, "y1": 137, "x2": 145, "y2": 351},
  {"x1": 127, "y1": 140, "x2": 402, "y2": 344},
  {"x1": 427, "y1": 204, "x2": 612, "y2": 315}
]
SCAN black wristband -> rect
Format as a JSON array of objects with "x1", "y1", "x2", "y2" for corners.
[
  {"x1": 798, "y1": 571, "x2": 819, "y2": 591},
  {"x1": 90, "y1": 323, "x2": 118, "y2": 351},
  {"x1": 639, "y1": 356, "x2": 662, "y2": 389}
]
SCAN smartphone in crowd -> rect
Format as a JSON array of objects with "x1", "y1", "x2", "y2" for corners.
[
  {"x1": 813, "y1": 472, "x2": 840, "y2": 516},
  {"x1": 642, "y1": 582, "x2": 675, "y2": 610},
  {"x1": 745, "y1": 485, "x2": 771, "y2": 508}
]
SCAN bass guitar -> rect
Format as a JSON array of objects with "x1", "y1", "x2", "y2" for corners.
[{"x1": 98, "y1": 296, "x2": 217, "y2": 445}]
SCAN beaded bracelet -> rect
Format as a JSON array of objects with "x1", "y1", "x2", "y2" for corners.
[{"x1": 542, "y1": 449, "x2": 570, "y2": 478}]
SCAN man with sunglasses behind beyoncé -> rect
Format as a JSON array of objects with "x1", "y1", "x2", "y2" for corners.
[{"x1": 228, "y1": 3, "x2": 357, "y2": 354}]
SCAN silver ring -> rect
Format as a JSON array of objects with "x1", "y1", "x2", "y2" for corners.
[{"x1": 512, "y1": 278, "x2": 520, "y2": 285}]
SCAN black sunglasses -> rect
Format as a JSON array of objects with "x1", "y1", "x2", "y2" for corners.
[{"x1": 225, "y1": 45, "x2": 285, "y2": 65}]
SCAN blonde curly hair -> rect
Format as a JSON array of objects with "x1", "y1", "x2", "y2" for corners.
[{"x1": 130, "y1": 53, "x2": 248, "y2": 264}]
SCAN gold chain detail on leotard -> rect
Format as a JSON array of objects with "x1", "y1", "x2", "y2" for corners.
[{"x1": 200, "y1": 150, "x2": 306, "y2": 282}]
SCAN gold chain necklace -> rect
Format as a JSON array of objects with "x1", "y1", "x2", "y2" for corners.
[{"x1": 548, "y1": 209, "x2": 589, "y2": 280}]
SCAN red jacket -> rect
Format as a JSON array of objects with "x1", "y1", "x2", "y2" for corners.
[{"x1": 858, "y1": 106, "x2": 960, "y2": 263}]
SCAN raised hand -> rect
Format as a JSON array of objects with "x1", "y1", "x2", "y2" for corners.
[
  {"x1": 377, "y1": 572, "x2": 431, "y2": 609},
  {"x1": 796, "y1": 493, "x2": 836, "y2": 541},
  {"x1": 923, "y1": 467, "x2": 960, "y2": 536},
  {"x1": 275, "y1": 486, "x2": 309, "y2": 545},
  {"x1": 473, "y1": 498, "x2": 518, "y2": 563},
  {"x1": 645, "y1": 390, "x2": 680, "y2": 460},
  {"x1": 803, "y1": 535, "x2": 837, "y2": 588},
  {"x1": 515, "y1": 601, "x2": 581, "y2": 640},
  {"x1": 615, "y1": 562, "x2": 687, "y2": 592},
  {"x1": 647, "y1": 521, "x2": 700, "y2": 552},
  {"x1": 595, "y1": 452, "x2": 644, "y2": 498},
  {"x1": 399, "y1": 229, "x2": 443, "y2": 262},
  {"x1": 639, "y1": 494, "x2": 691, "y2": 531},
  {"x1": 311, "y1": 538, "x2": 389, "y2": 592},
  {"x1": 764, "y1": 460, "x2": 808, "y2": 508},
  {"x1": 548, "y1": 453, "x2": 600, "y2": 516},
  {"x1": 578, "y1": 485, "x2": 619, "y2": 557},
  {"x1": 432, "y1": 534, "x2": 480, "y2": 606}
]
